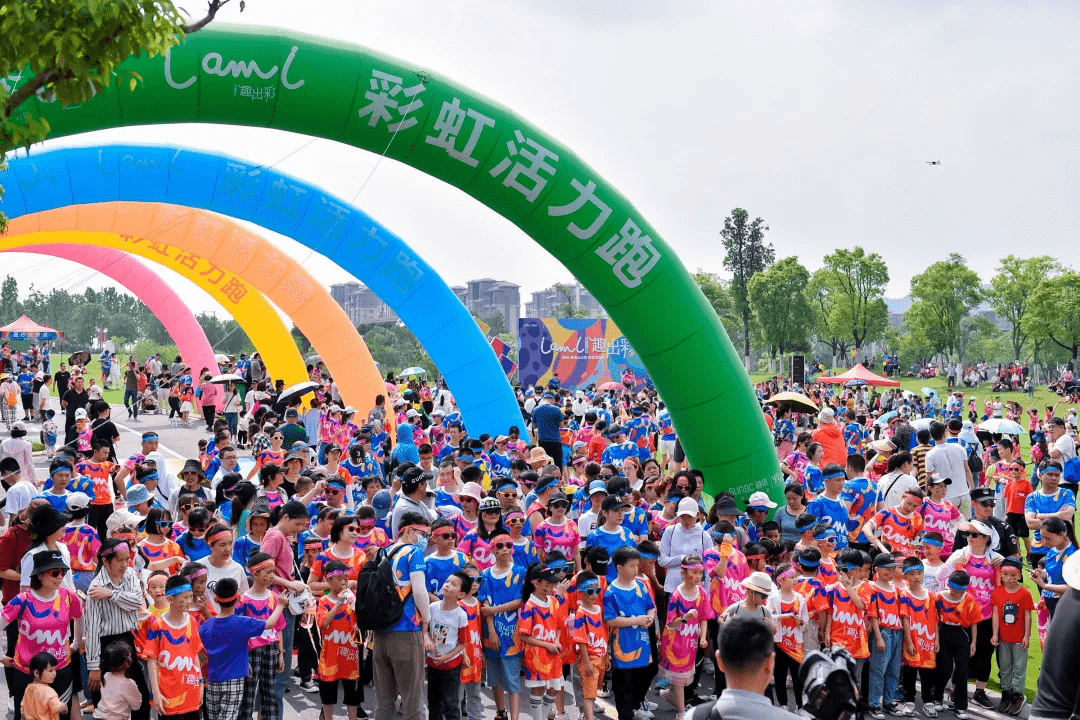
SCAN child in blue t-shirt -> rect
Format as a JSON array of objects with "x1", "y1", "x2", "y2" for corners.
[
  {"x1": 198, "y1": 577, "x2": 285, "y2": 719},
  {"x1": 603, "y1": 546, "x2": 656, "y2": 720},
  {"x1": 478, "y1": 529, "x2": 524, "y2": 720}
]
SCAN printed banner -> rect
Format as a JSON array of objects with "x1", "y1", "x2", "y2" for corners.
[
  {"x1": 490, "y1": 336, "x2": 517, "y2": 380},
  {"x1": 517, "y1": 318, "x2": 650, "y2": 391}
]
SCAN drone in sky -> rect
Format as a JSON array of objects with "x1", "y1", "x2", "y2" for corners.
[{"x1": 926, "y1": 161, "x2": 941, "y2": 165}]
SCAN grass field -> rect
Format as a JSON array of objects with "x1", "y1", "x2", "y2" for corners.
[{"x1": 755, "y1": 370, "x2": 1055, "y2": 699}]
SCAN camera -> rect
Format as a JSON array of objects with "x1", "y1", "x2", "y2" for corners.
[{"x1": 799, "y1": 648, "x2": 861, "y2": 720}]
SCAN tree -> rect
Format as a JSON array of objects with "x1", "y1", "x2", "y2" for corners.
[
  {"x1": 747, "y1": 257, "x2": 814, "y2": 363},
  {"x1": 1024, "y1": 271, "x2": 1080, "y2": 361},
  {"x1": 362, "y1": 324, "x2": 436, "y2": 377},
  {"x1": 290, "y1": 325, "x2": 312, "y2": 354},
  {"x1": 986, "y1": 255, "x2": 1062, "y2": 361},
  {"x1": 903, "y1": 254, "x2": 983, "y2": 363},
  {"x1": 720, "y1": 208, "x2": 774, "y2": 367},
  {"x1": 0, "y1": 276, "x2": 20, "y2": 322},
  {"x1": 806, "y1": 269, "x2": 850, "y2": 366},
  {"x1": 0, "y1": 0, "x2": 242, "y2": 229},
  {"x1": 819, "y1": 247, "x2": 890, "y2": 354},
  {"x1": 478, "y1": 313, "x2": 508, "y2": 336},
  {"x1": 552, "y1": 283, "x2": 588, "y2": 318},
  {"x1": 692, "y1": 271, "x2": 739, "y2": 338}
]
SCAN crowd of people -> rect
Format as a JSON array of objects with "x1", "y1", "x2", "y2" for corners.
[{"x1": 0, "y1": 356, "x2": 1074, "y2": 720}]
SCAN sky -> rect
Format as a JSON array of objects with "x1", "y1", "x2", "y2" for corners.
[{"x1": 7, "y1": 0, "x2": 1080, "y2": 320}]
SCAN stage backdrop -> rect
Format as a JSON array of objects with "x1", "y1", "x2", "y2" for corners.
[{"x1": 518, "y1": 318, "x2": 650, "y2": 391}]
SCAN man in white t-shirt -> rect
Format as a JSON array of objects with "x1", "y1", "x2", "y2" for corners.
[
  {"x1": 925, "y1": 421, "x2": 973, "y2": 515},
  {"x1": 878, "y1": 451, "x2": 920, "y2": 509},
  {"x1": 1049, "y1": 417, "x2": 1077, "y2": 465}
]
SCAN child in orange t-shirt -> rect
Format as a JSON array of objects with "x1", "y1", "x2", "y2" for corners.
[
  {"x1": 1003, "y1": 460, "x2": 1034, "y2": 559},
  {"x1": 459, "y1": 564, "x2": 485, "y2": 720},
  {"x1": 899, "y1": 557, "x2": 938, "y2": 715},
  {"x1": 571, "y1": 572, "x2": 609, "y2": 720},
  {"x1": 519, "y1": 565, "x2": 563, "y2": 720},
  {"x1": 933, "y1": 570, "x2": 983, "y2": 715},
  {"x1": 316, "y1": 561, "x2": 361, "y2": 717},
  {"x1": 990, "y1": 558, "x2": 1035, "y2": 714},
  {"x1": 21, "y1": 653, "x2": 67, "y2": 720},
  {"x1": 823, "y1": 549, "x2": 870, "y2": 669}
]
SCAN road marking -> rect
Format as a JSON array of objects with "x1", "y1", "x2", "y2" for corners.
[{"x1": 113, "y1": 421, "x2": 186, "y2": 460}]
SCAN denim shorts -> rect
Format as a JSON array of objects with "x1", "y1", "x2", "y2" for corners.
[{"x1": 484, "y1": 651, "x2": 522, "y2": 694}]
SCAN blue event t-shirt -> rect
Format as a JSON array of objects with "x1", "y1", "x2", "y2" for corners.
[
  {"x1": 622, "y1": 506, "x2": 650, "y2": 538},
  {"x1": 488, "y1": 452, "x2": 512, "y2": 479},
  {"x1": 532, "y1": 403, "x2": 563, "y2": 443},
  {"x1": 804, "y1": 465, "x2": 825, "y2": 496},
  {"x1": 807, "y1": 495, "x2": 851, "y2": 549},
  {"x1": 1042, "y1": 544, "x2": 1077, "y2": 599},
  {"x1": 177, "y1": 533, "x2": 211, "y2": 561},
  {"x1": 841, "y1": 477, "x2": 880, "y2": 544},
  {"x1": 478, "y1": 564, "x2": 525, "y2": 656},
  {"x1": 601, "y1": 441, "x2": 648, "y2": 468},
  {"x1": 425, "y1": 550, "x2": 469, "y2": 598},
  {"x1": 386, "y1": 544, "x2": 427, "y2": 633},
  {"x1": 16, "y1": 373, "x2": 33, "y2": 395},
  {"x1": 586, "y1": 526, "x2": 635, "y2": 579},
  {"x1": 198, "y1": 614, "x2": 268, "y2": 681},
  {"x1": 1025, "y1": 488, "x2": 1077, "y2": 547},
  {"x1": 603, "y1": 578, "x2": 655, "y2": 669}
]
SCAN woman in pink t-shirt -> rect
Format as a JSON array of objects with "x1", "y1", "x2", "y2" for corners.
[{"x1": 920, "y1": 476, "x2": 962, "y2": 554}]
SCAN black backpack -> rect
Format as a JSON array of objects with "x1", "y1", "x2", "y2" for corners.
[{"x1": 355, "y1": 545, "x2": 411, "y2": 631}]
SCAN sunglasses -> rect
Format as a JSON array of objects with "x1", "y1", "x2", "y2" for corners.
[
  {"x1": 497, "y1": 491, "x2": 519, "y2": 499},
  {"x1": 327, "y1": 489, "x2": 342, "y2": 496},
  {"x1": 482, "y1": 509, "x2": 502, "y2": 515},
  {"x1": 506, "y1": 518, "x2": 526, "y2": 526},
  {"x1": 977, "y1": 500, "x2": 995, "y2": 507},
  {"x1": 549, "y1": 501, "x2": 570, "y2": 510},
  {"x1": 491, "y1": 542, "x2": 513, "y2": 550},
  {"x1": 432, "y1": 532, "x2": 456, "y2": 541},
  {"x1": 675, "y1": 484, "x2": 691, "y2": 492},
  {"x1": 179, "y1": 503, "x2": 196, "y2": 511},
  {"x1": 460, "y1": 497, "x2": 478, "y2": 504},
  {"x1": 582, "y1": 587, "x2": 602, "y2": 596},
  {"x1": 46, "y1": 569, "x2": 67, "y2": 578},
  {"x1": 963, "y1": 531, "x2": 986, "y2": 539}
]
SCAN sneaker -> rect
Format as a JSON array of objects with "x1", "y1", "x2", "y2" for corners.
[
  {"x1": 998, "y1": 694, "x2": 1012, "y2": 713},
  {"x1": 934, "y1": 702, "x2": 944, "y2": 713},
  {"x1": 954, "y1": 711, "x2": 968, "y2": 720},
  {"x1": 902, "y1": 702, "x2": 915, "y2": 716},
  {"x1": 637, "y1": 704, "x2": 654, "y2": 719},
  {"x1": 884, "y1": 703, "x2": 902, "y2": 716},
  {"x1": 972, "y1": 690, "x2": 994, "y2": 710},
  {"x1": 299, "y1": 679, "x2": 318, "y2": 692},
  {"x1": 704, "y1": 659, "x2": 715, "y2": 675},
  {"x1": 870, "y1": 707, "x2": 886, "y2": 720},
  {"x1": 924, "y1": 704, "x2": 938, "y2": 718},
  {"x1": 356, "y1": 707, "x2": 368, "y2": 719},
  {"x1": 643, "y1": 701, "x2": 659, "y2": 711},
  {"x1": 1008, "y1": 695, "x2": 1026, "y2": 716},
  {"x1": 655, "y1": 676, "x2": 671, "y2": 690},
  {"x1": 596, "y1": 688, "x2": 609, "y2": 698}
]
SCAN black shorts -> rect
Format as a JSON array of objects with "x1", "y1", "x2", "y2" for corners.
[
  {"x1": 20, "y1": 393, "x2": 32, "y2": 410},
  {"x1": 1006, "y1": 512, "x2": 1029, "y2": 538}
]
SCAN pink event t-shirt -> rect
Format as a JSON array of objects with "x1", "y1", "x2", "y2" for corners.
[
  {"x1": 920, "y1": 499, "x2": 961, "y2": 553},
  {"x1": 236, "y1": 589, "x2": 286, "y2": 648},
  {"x1": 260, "y1": 527, "x2": 294, "y2": 582},
  {"x1": 0, "y1": 587, "x2": 83, "y2": 671}
]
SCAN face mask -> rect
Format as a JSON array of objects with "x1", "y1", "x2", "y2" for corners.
[{"x1": 415, "y1": 534, "x2": 429, "y2": 552}]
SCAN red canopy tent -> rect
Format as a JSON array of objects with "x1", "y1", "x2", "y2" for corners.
[
  {"x1": 817, "y1": 363, "x2": 900, "y2": 387},
  {"x1": 0, "y1": 315, "x2": 62, "y2": 341}
]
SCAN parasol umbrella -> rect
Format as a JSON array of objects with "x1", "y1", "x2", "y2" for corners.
[
  {"x1": 306, "y1": 354, "x2": 322, "y2": 365},
  {"x1": 278, "y1": 380, "x2": 319, "y2": 405},
  {"x1": 598, "y1": 381, "x2": 624, "y2": 391},
  {"x1": 214, "y1": 353, "x2": 231, "y2": 364},
  {"x1": 844, "y1": 379, "x2": 867, "y2": 387},
  {"x1": 68, "y1": 351, "x2": 91, "y2": 367},
  {"x1": 400, "y1": 366, "x2": 427, "y2": 377},
  {"x1": 208, "y1": 373, "x2": 245, "y2": 384},
  {"x1": 874, "y1": 411, "x2": 898, "y2": 426},
  {"x1": 765, "y1": 391, "x2": 819, "y2": 414},
  {"x1": 978, "y1": 418, "x2": 1024, "y2": 436},
  {"x1": 921, "y1": 387, "x2": 939, "y2": 398}
]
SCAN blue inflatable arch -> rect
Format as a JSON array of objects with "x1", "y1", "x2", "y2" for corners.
[{"x1": 0, "y1": 144, "x2": 523, "y2": 435}]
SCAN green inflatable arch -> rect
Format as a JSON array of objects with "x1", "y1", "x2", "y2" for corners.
[{"x1": 12, "y1": 25, "x2": 780, "y2": 500}]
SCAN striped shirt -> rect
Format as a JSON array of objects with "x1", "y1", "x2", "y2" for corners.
[{"x1": 83, "y1": 567, "x2": 146, "y2": 670}]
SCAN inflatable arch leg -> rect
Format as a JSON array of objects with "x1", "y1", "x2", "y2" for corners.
[
  {"x1": 5, "y1": 245, "x2": 219, "y2": 378},
  {"x1": 0, "y1": 233, "x2": 308, "y2": 386},
  {"x1": 3, "y1": 201, "x2": 386, "y2": 416}
]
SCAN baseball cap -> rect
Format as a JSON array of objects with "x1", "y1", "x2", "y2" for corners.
[{"x1": 601, "y1": 495, "x2": 629, "y2": 513}]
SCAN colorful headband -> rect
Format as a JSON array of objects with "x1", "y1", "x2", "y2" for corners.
[
  {"x1": 547, "y1": 561, "x2": 570, "y2": 571},
  {"x1": 578, "y1": 580, "x2": 601, "y2": 591},
  {"x1": 814, "y1": 528, "x2": 834, "y2": 540},
  {"x1": 796, "y1": 558, "x2": 820, "y2": 569},
  {"x1": 325, "y1": 568, "x2": 348, "y2": 579},
  {"x1": 101, "y1": 542, "x2": 128, "y2": 556},
  {"x1": 823, "y1": 471, "x2": 846, "y2": 481},
  {"x1": 778, "y1": 568, "x2": 797, "y2": 580},
  {"x1": 111, "y1": 532, "x2": 136, "y2": 543},
  {"x1": 639, "y1": 552, "x2": 659, "y2": 561},
  {"x1": 401, "y1": 524, "x2": 429, "y2": 536},
  {"x1": 143, "y1": 434, "x2": 160, "y2": 441},
  {"x1": 947, "y1": 579, "x2": 969, "y2": 591},
  {"x1": 215, "y1": 591, "x2": 238, "y2": 604},
  {"x1": 250, "y1": 559, "x2": 276, "y2": 573},
  {"x1": 304, "y1": 536, "x2": 326, "y2": 546},
  {"x1": 903, "y1": 565, "x2": 925, "y2": 575},
  {"x1": 140, "y1": 472, "x2": 159, "y2": 482},
  {"x1": 745, "y1": 554, "x2": 766, "y2": 560},
  {"x1": 166, "y1": 583, "x2": 193, "y2": 597},
  {"x1": 504, "y1": 509, "x2": 525, "y2": 519},
  {"x1": 839, "y1": 562, "x2": 861, "y2": 572},
  {"x1": 921, "y1": 537, "x2": 944, "y2": 547},
  {"x1": 186, "y1": 567, "x2": 208, "y2": 580},
  {"x1": 207, "y1": 528, "x2": 232, "y2": 544},
  {"x1": 681, "y1": 562, "x2": 705, "y2": 570}
]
